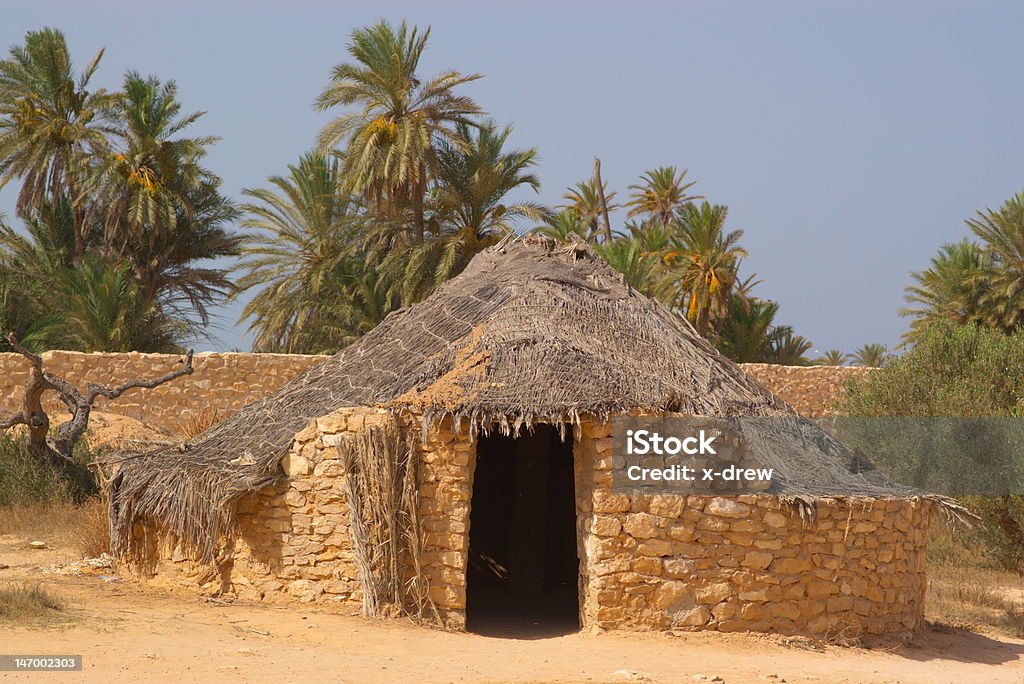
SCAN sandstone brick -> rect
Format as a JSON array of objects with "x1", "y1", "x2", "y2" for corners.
[
  {"x1": 632, "y1": 557, "x2": 663, "y2": 576},
  {"x1": 663, "y1": 558, "x2": 697, "y2": 579},
  {"x1": 741, "y1": 550, "x2": 774, "y2": 570},
  {"x1": 672, "y1": 605, "x2": 710, "y2": 627},
  {"x1": 649, "y1": 495, "x2": 687, "y2": 519},
  {"x1": 763, "y1": 511, "x2": 788, "y2": 528},
  {"x1": 623, "y1": 513, "x2": 661, "y2": 539},
  {"x1": 706, "y1": 498, "x2": 750, "y2": 518},
  {"x1": 637, "y1": 539, "x2": 674, "y2": 557},
  {"x1": 592, "y1": 516, "x2": 623, "y2": 537},
  {"x1": 770, "y1": 602, "x2": 801, "y2": 620},
  {"x1": 282, "y1": 453, "x2": 310, "y2": 477},
  {"x1": 696, "y1": 583, "x2": 732, "y2": 605},
  {"x1": 652, "y1": 581, "x2": 696, "y2": 612},
  {"x1": 771, "y1": 557, "x2": 813, "y2": 573}
]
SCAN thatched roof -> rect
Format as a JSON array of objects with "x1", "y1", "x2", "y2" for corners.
[{"x1": 108, "y1": 236, "x2": 936, "y2": 564}]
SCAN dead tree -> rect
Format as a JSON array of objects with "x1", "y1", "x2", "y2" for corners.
[{"x1": 0, "y1": 333, "x2": 194, "y2": 463}]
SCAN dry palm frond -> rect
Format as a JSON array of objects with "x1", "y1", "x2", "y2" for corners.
[{"x1": 339, "y1": 417, "x2": 436, "y2": 622}]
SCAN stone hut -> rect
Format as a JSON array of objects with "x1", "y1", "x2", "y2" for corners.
[{"x1": 109, "y1": 236, "x2": 949, "y2": 640}]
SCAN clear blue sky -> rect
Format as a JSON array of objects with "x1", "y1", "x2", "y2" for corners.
[{"x1": 3, "y1": 0, "x2": 1023, "y2": 354}]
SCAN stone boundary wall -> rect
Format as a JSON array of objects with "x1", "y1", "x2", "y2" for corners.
[
  {"x1": 742, "y1": 364, "x2": 873, "y2": 417},
  {"x1": 0, "y1": 351, "x2": 327, "y2": 436},
  {"x1": 0, "y1": 351, "x2": 869, "y2": 435}
]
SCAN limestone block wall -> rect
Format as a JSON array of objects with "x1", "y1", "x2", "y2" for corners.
[
  {"x1": 416, "y1": 419, "x2": 475, "y2": 628},
  {"x1": 0, "y1": 351, "x2": 326, "y2": 435},
  {"x1": 742, "y1": 364, "x2": 872, "y2": 417},
  {"x1": 575, "y1": 420, "x2": 931, "y2": 639},
  {"x1": 0, "y1": 352, "x2": 863, "y2": 436},
  {"x1": 152, "y1": 406, "x2": 374, "y2": 605},
  {"x1": 149, "y1": 408, "x2": 476, "y2": 628}
]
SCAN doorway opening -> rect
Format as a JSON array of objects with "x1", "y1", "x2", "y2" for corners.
[{"x1": 466, "y1": 424, "x2": 579, "y2": 637}]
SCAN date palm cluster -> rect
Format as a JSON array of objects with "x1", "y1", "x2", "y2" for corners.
[
  {"x1": 0, "y1": 29, "x2": 238, "y2": 352},
  {"x1": 5, "y1": 21, "x2": 1013, "y2": 366}
]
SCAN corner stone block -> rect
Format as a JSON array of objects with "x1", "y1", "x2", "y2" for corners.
[{"x1": 281, "y1": 452, "x2": 310, "y2": 478}]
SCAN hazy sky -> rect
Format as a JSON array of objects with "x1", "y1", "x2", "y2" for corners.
[{"x1": 3, "y1": 0, "x2": 1023, "y2": 354}]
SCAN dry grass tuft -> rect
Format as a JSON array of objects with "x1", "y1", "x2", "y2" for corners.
[
  {"x1": 926, "y1": 523, "x2": 1024, "y2": 637},
  {"x1": 77, "y1": 499, "x2": 111, "y2": 558},
  {"x1": 927, "y1": 564, "x2": 1024, "y2": 637},
  {"x1": 0, "y1": 499, "x2": 109, "y2": 558},
  {"x1": 180, "y1": 408, "x2": 224, "y2": 440},
  {"x1": 0, "y1": 584, "x2": 66, "y2": 625}
]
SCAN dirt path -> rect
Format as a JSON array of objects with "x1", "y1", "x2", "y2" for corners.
[{"x1": 2, "y1": 538, "x2": 1023, "y2": 684}]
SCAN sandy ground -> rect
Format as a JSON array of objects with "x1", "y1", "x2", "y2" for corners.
[{"x1": 2, "y1": 537, "x2": 1024, "y2": 684}]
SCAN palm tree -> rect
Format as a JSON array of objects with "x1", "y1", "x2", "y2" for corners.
[
  {"x1": 593, "y1": 238, "x2": 670, "y2": 300},
  {"x1": 39, "y1": 256, "x2": 185, "y2": 352},
  {"x1": 559, "y1": 178, "x2": 618, "y2": 241},
  {"x1": 532, "y1": 209, "x2": 586, "y2": 242},
  {"x1": 390, "y1": 120, "x2": 548, "y2": 303},
  {"x1": 712, "y1": 293, "x2": 812, "y2": 365},
  {"x1": 85, "y1": 73, "x2": 239, "y2": 325},
  {"x1": 851, "y1": 343, "x2": 888, "y2": 367},
  {"x1": 713, "y1": 296, "x2": 777, "y2": 363},
  {"x1": 764, "y1": 328, "x2": 813, "y2": 365},
  {"x1": 234, "y1": 152, "x2": 375, "y2": 353},
  {"x1": 0, "y1": 28, "x2": 118, "y2": 255},
  {"x1": 0, "y1": 236, "x2": 60, "y2": 352},
  {"x1": 0, "y1": 200, "x2": 188, "y2": 351},
  {"x1": 625, "y1": 166, "x2": 701, "y2": 226},
  {"x1": 968, "y1": 192, "x2": 1024, "y2": 333},
  {"x1": 85, "y1": 73, "x2": 211, "y2": 246},
  {"x1": 667, "y1": 202, "x2": 747, "y2": 335},
  {"x1": 813, "y1": 349, "x2": 849, "y2": 366},
  {"x1": 315, "y1": 20, "x2": 482, "y2": 242},
  {"x1": 902, "y1": 239, "x2": 989, "y2": 343},
  {"x1": 150, "y1": 177, "x2": 241, "y2": 325}
]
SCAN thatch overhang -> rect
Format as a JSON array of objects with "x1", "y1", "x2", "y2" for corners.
[{"x1": 108, "y1": 236, "x2": 952, "y2": 565}]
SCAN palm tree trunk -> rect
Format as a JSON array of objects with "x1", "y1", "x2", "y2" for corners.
[
  {"x1": 413, "y1": 171, "x2": 426, "y2": 243},
  {"x1": 593, "y1": 157, "x2": 614, "y2": 243},
  {"x1": 63, "y1": 150, "x2": 86, "y2": 258}
]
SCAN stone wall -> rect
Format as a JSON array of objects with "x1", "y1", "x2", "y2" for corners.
[
  {"x1": 147, "y1": 413, "x2": 931, "y2": 641},
  {"x1": 0, "y1": 351, "x2": 326, "y2": 436},
  {"x1": 0, "y1": 351, "x2": 866, "y2": 434},
  {"x1": 151, "y1": 406, "x2": 371, "y2": 605},
  {"x1": 575, "y1": 419, "x2": 930, "y2": 640},
  {"x1": 151, "y1": 407, "x2": 475, "y2": 629},
  {"x1": 742, "y1": 364, "x2": 873, "y2": 418}
]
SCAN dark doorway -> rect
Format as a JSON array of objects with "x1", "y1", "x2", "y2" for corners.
[{"x1": 466, "y1": 424, "x2": 579, "y2": 637}]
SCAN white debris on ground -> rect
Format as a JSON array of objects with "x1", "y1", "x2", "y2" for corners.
[{"x1": 42, "y1": 553, "x2": 117, "y2": 578}]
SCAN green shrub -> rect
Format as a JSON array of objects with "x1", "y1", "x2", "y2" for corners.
[
  {"x1": 842, "y1": 322, "x2": 1024, "y2": 418},
  {"x1": 839, "y1": 321, "x2": 1024, "y2": 570}
]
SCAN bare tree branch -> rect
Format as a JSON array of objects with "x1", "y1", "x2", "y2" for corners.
[
  {"x1": 54, "y1": 350, "x2": 194, "y2": 459},
  {"x1": 3, "y1": 332, "x2": 195, "y2": 460},
  {"x1": 6, "y1": 332, "x2": 44, "y2": 369},
  {"x1": 0, "y1": 411, "x2": 26, "y2": 430},
  {"x1": 5, "y1": 333, "x2": 55, "y2": 455},
  {"x1": 85, "y1": 350, "x2": 195, "y2": 403}
]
